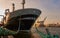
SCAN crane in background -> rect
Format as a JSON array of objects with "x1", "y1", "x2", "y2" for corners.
[{"x1": 37, "y1": 17, "x2": 47, "y2": 27}]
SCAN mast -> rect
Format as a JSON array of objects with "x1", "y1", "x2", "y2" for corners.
[
  {"x1": 11, "y1": 0, "x2": 15, "y2": 12},
  {"x1": 12, "y1": 3, "x2": 15, "y2": 12},
  {"x1": 22, "y1": 0, "x2": 25, "y2": 9}
]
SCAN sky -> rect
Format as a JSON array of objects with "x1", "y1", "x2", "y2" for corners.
[{"x1": 0, "y1": 0, "x2": 60, "y2": 24}]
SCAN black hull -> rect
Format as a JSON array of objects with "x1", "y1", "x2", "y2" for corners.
[{"x1": 4, "y1": 8, "x2": 41, "y2": 31}]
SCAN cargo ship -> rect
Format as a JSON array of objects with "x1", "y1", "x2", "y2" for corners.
[
  {"x1": 0, "y1": 0, "x2": 41, "y2": 38},
  {"x1": 2, "y1": 0, "x2": 41, "y2": 31},
  {"x1": 3, "y1": 8, "x2": 41, "y2": 31}
]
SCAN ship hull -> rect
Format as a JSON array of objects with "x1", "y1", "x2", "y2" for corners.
[{"x1": 4, "y1": 8, "x2": 41, "y2": 31}]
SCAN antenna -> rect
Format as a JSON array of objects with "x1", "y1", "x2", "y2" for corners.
[{"x1": 22, "y1": 0, "x2": 25, "y2": 9}]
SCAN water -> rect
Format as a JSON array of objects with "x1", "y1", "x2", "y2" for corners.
[
  {"x1": 0, "y1": 27, "x2": 60, "y2": 38},
  {"x1": 31, "y1": 27, "x2": 60, "y2": 38}
]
